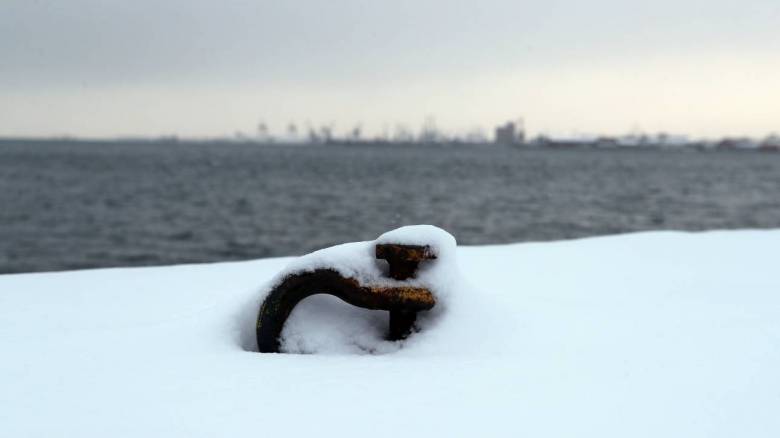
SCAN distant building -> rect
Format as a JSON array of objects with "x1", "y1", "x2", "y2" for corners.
[
  {"x1": 716, "y1": 138, "x2": 757, "y2": 150},
  {"x1": 494, "y1": 120, "x2": 525, "y2": 145},
  {"x1": 759, "y1": 135, "x2": 780, "y2": 152}
]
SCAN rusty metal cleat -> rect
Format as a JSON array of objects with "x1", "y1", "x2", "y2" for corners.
[{"x1": 256, "y1": 243, "x2": 437, "y2": 353}]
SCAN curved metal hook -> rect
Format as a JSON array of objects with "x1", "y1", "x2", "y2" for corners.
[{"x1": 256, "y1": 269, "x2": 435, "y2": 352}]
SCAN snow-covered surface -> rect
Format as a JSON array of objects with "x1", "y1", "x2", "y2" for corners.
[
  {"x1": 268, "y1": 224, "x2": 457, "y2": 288},
  {"x1": 375, "y1": 224, "x2": 457, "y2": 253},
  {"x1": 2, "y1": 230, "x2": 780, "y2": 437}
]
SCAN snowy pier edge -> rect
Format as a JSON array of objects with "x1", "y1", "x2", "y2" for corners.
[{"x1": 1, "y1": 230, "x2": 779, "y2": 437}]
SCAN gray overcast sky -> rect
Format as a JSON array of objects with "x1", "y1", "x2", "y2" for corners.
[{"x1": 1, "y1": 0, "x2": 778, "y2": 138}]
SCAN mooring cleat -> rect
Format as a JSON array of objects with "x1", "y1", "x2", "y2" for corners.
[{"x1": 256, "y1": 242, "x2": 438, "y2": 353}]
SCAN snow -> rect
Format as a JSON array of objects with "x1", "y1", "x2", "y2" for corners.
[
  {"x1": 376, "y1": 224, "x2": 457, "y2": 254},
  {"x1": 2, "y1": 230, "x2": 780, "y2": 437},
  {"x1": 271, "y1": 224, "x2": 456, "y2": 287}
]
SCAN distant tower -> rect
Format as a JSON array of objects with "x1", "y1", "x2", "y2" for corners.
[
  {"x1": 516, "y1": 118, "x2": 525, "y2": 144},
  {"x1": 494, "y1": 118, "x2": 525, "y2": 145},
  {"x1": 495, "y1": 122, "x2": 515, "y2": 145},
  {"x1": 420, "y1": 115, "x2": 439, "y2": 144}
]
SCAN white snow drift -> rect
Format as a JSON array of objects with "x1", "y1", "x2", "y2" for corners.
[{"x1": 1, "y1": 229, "x2": 779, "y2": 437}]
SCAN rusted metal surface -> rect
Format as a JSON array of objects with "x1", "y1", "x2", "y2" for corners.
[
  {"x1": 375, "y1": 243, "x2": 436, "y2": 280},
  {"x1": 256, "y1": 243, "x2": 437, "y2": 353}
]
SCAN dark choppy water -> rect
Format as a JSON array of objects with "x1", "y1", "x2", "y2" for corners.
[{"x1": 2, "y1": 139, "x2": 779, "y2": 274}]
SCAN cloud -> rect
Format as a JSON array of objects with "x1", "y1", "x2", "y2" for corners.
[{"x1": 1, "y1": 0, "x2": 778, "y2": 136}]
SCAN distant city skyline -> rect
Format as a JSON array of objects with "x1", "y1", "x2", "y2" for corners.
[{"x1": 1, "y1": 0, "x2": 778, "y2": 138}]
